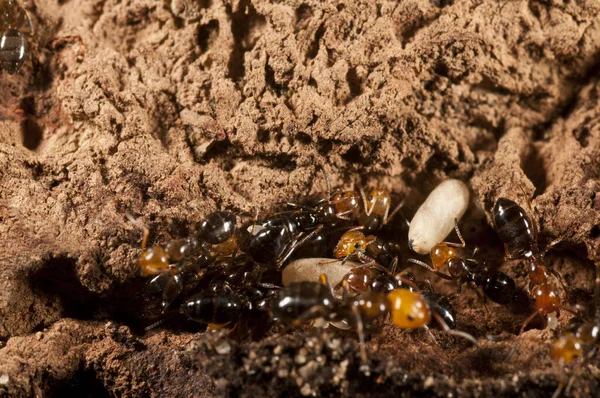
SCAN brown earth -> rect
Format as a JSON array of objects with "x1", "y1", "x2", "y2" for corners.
[{"x1": 1, "y1": 0, "x2": 600, "y2": 396}]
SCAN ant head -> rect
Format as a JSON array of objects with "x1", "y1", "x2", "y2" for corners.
[
  {"x1": 387, "y1": 289, "x2": 431, "y2": 329},
  {"x1": 139, "y1": 246, "x2": 170, "y2": 276},
  {"x1": 364, "y1": 188, "x2": 391, "y2": 217},
  {"x1": 550, "y1": 332, "x2": 582, "y2": 363},
  {"x1": 359, "y1": 213, "x2": 383, "y2": 234},
  {"x1": 330, "y1": 190, "x2": 361, "y2": 218},
  {"x1": 447, "y1": 258, "x2": 469, "y2": 279},
  {"x1": 334, "y1": 230, "x2": 371, "y2": 257},
  {"x1": 430, "y1": 243, "x2": 456, "y2": 268}
]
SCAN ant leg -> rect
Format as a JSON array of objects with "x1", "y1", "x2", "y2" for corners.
[
  {"x1": 359, "y1": 187, "x2": 374, "y2": 216},
  {"x1": 390, "y1": 257, "x2": 399, "y2": 275},
  {"x1": 594, "y1": 261, "x2": 600, "y2": 320},
  {"x1": 283, "y1": 202, "x2": 314, "y2": 211},
  {"x1": 319, "y1": 165, "x2": 331, "y2": 200},
  {"x1": 551, "y1": 360, "x2": 566, "y2": 398},
  {"x1": 445, "y1": 218, "x2": 466, "y2": 248},
  {"x1": 505, "y1": 310, "x2": 541, "y2": 360},
  {"x1": 422, "y1": 279, "x2": 435, "y2": 293},
  {"x1": 350, "y1": 305, "x2": 369, "y2": 371},
  {"x1": 384, "y1": 199, "x2": 405, "y2": 226},
  {"x1": 276, "y1": 225, "x2": 325, "y2": 268},
  {"x1": 394, "y1": 274, "x2": 420, "y2": 292},
  {"x1": 406, "y1": 259, "x2": 454, "y2": 281},
  {"x1": 432, "y1": 312, "x2": 478, "y2": 345},
  {"x1": 423, "y1": 325, "x2": 438, "y2": 345},
  {"x1": 548, "y1": 268, "x2": 568, "y2": 295},
  {"x1": 319, "y1": 273, "x2": 335, "y2": 297},
  {"x1": 503, "y1": 244, "x2": 520, "y2": 261},
  {"x1": 469, "y1": 282, "x2": 490, "y2": 314},
  {"x1": 291, "y1": 304, "x2": 329, "y2": 326},
  {"x1": 126, "y1": 212, "x2": 150, "y2": 250},
  {"x1": 541, "y1": 236, "x2": 563, "y2": 257},
  {"x1": 257, "y1": 282, "x2": 282, "y2": 290}
]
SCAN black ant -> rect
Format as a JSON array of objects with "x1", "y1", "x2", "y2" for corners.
[
  {"x1": 126, "y1": 210, "x2": 238, "y2": 315},
  {"x1": 407, "y1": 220, "x2": 517, "y2": 305},
  {"x1": 492, "y1": 197, "x2": 572, "y2": 334},
  {"x1": 0, "y1": 0, "x2": 34, "y2": 73}
]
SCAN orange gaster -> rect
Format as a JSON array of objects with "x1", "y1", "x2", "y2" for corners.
[{"x1": 387, "y1": 289, "x2": 431, "y2": 328}]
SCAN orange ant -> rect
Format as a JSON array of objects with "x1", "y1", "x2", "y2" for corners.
[{"x1": 549, "y1": 262, "x2": 600, "y2": 397}]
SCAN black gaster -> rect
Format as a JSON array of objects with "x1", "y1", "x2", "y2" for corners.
[
  {"x1": 249, "y1": 226, "x2": 290, "y2": 264},
  {"x1": 270, "y1": 282, "x2": 335, "y2": 325},
  {"x1": 198, "y1": 211, "x2": 237, "y2": 244},
  {"x1": 422, "y1": 291, "x2": 456, "y2": 329},
  {"x1": 181, "y1": 293, "x2": 243, "y2": 324},
  {"x1": 481, "y1": 271, "x2": 517, "y2": 304},
  {"x1": 492, "y1": 198, "x2": 536, "y2": 256}
]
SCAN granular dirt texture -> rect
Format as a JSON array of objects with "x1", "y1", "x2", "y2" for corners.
[{"x1": 1, "y1": 0, "x2": 600, "y2": 396}]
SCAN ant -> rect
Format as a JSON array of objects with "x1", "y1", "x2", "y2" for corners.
[
  {"x1": 271, "y1": 273, "x2": 477, "y2": 371},
  {"x1": 407, "y1": 220, "x2": 517, "y2": 305},
  {"x1": 333, "y1": 229, "x2": 401, "y2": 271},
  {"x1": 550, "y1": 262, "x2": 600, "y2": 398},
  {"x1": 492, "y1": 197, "x2": 572, "y2": 334},
  {"x1": 127, "y1": 210, "x2": 238, "y2": 314},
  {"x1": 0, "y1": 0, "x2": 34, "y2": 73}
]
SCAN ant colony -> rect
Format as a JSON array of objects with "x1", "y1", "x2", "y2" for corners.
[{"x1": 125, "y1": 167, "x2": 596, "y2": 395}]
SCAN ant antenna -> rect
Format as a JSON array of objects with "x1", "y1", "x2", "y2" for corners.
[
  {"x1": 595, "y1": 261, "x2": 600, "y2": 321},
  {"x1": 432, "y1": 312, "x2": 478, "y2": 345},
  {"x1": 319, "y1": 165, "x2": 331, "y2": 199},
  {"x1": 126, "y1": 211, "x2": 149, "y2": 250}
]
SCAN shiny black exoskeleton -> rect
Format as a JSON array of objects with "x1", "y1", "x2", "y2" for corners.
[
  {"x1": 492, "y1": 198, "x2": 537, "y2": 258},
  {"x1": 181, "y1": 291, "x2": 244, "y2": 325},
  {"x1": 198, "y1": 211, "x2": 237, "y2": 245},
  {"x1": 444, "y1": 257, "x2": 517, "y2": 305},
  {"x1": 474, "y1": 270, "x2": 517, "y2": 304},
  {"x1": 0, "y1": 0, "x2": 33, "y2": 73},
  {"x1": 246, "y1": 211, "x2": 327, "y2": 268},
  {"x1": 270, "y1": 281, "x2": 336, "y2": 325},
  {"x1": 422, "y1": 291, "x2": 456, "y2": 330}
]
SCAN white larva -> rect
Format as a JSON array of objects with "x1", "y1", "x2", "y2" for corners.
[
  {"x1": 408, "y1": 179, "x2": 470, "y2": 255},
  {"x1": 282, "y1": 258, "x2": 361, "y2": 288}
]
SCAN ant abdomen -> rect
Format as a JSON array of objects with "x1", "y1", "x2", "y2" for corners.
[
  {"x1": 476, "y1": 271, "x2": 516, "y2": 305},
  {"x1": 270, "y1": 281, "x2": 335, "y2": 325},
  {"x1": 249, "y1": 226, "x2": 290, "y2": 264},
  {"x1": 181, "y1": 292, "x2": 244, "y2": 325},
  {"x1": 198, "y1": 211, "x2": 237, "y2": 245},
  {"x1": 492, "y1": 198, "x2": 536, "y2": 257}
]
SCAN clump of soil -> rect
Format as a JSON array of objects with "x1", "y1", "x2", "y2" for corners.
[{"x1": 1, "y1": 0, "x2": 600, "y2": 396}]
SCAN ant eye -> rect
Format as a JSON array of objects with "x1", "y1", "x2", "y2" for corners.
[
  {"x1": 354, "y1": 242, "x2": 361, "y2": 248},
  {"x1": 407, "y1": 314, "x2": 415, "y2": 321}
]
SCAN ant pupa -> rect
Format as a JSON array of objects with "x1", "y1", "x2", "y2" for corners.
[{"x1": 408, "y1": 179, "x2": 470, "y2": 255}]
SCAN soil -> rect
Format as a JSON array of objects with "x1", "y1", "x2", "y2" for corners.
[{"x1": 1, "y1": 0, "x2": 600, "y2": 396}]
